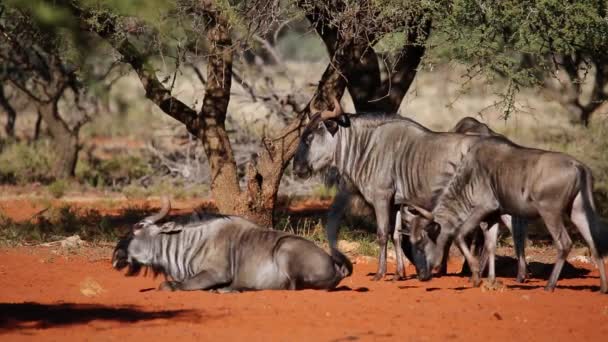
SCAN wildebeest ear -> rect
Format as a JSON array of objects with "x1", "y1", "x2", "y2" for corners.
[
  {"x1": 323, "y1": 119, "x2": 339, "y2": 136},
  {"x1": 159, "y1": 222, "x2": 183, "y2": 234}
]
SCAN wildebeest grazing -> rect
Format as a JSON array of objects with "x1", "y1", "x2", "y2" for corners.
[
  {"x1": 407, "y1": 137, "x2": 608, "y2": 293},
  {"x1": 449, "y1": 117, "x2": 529, "y2": 283},
  {"x1": 112, "y1": 198, "x2": 353, "y2": 292},
  {"x1": 293, "y1": 99, "x2": 490, "y2": 281}
]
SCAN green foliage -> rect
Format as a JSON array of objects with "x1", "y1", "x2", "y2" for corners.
[
  {"x1": 76, "y1": 154, "x2": 150, "y2": 187},
  {"x1": 47, "y1": 180, "x2": 68, "y2": 199},
  {"x1": 0, "y1": 141, "x2": 54, "y2": 184},
  {"x1": 431, "y1": 0, "x2": 608, "y2": 81}
]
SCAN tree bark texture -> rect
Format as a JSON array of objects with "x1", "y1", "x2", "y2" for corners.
[
  {"x1": 0, "y1": 85, "x2": 16, "y2": 138},
  {"x1": 38, "y1": 100, "x2": 79, "y2": 178}
]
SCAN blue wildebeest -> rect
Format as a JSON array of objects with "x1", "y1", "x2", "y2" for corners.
[
  {"x1": 293, "y1": 99, "x2": 487, "y2": 281},
  {"x1": 406, "y1": 137, "x2": 608, "y2": 292},
  {"x1": 112, "y1": 198, "x2": 353, "y2": 292},
  {"x1": 448, "y1": 116, "x2": 529, "y2": 283}
]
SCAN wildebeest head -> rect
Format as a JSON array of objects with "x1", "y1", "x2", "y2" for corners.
[
  {"x1": 293, "y1": 97, "x2": 350, "y2": 178},
  {"x1": 400, "y1": 204, "x2": 442, "y2": 279},
  {"x1": 112, "y1": 197, "x2": 180, "y2": 276}
]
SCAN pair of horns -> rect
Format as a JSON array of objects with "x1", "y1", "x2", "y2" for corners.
[
  {"x1": 405, "y1": 203, "x2": 434, "y2": 221},
  {"x1": 309, "y1": 96, "x2": 343, "y2": 121}
]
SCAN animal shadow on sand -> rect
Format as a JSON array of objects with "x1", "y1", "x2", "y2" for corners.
[
  {"x1": 0, "y1": 302, "x2": 207, "y2": 332},
  {"x1": 398, "y1": 256, "x2": 594, "y2": 292},
  {"x1": 330, "y1": 286, "x2": 370, "y2": 292},
  {"x1": 461, "y1": 255, "x2": 591, "y2": 280}
]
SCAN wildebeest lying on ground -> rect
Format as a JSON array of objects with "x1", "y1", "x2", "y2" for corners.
[
  {"x1": 112, "y1": 198, "x2": 353, "y2": 292},
  {"x1": 293, "y1": 99, "x2": 491, "y2": 281},
  {"x1": 406, "y1": 137, "x2": 608, "y2": 293}
]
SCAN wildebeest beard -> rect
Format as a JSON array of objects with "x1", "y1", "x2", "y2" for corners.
[{"x1": 112, "y1": 236, "x2": 166, "y2": 278}]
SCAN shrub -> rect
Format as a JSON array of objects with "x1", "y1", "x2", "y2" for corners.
[
  {"x1": 77, "y1": 154, "x2": 150, "y2": 187},
  {"x1": 0, "y1": 141, "x2": 54, "y2": 184},
  {"x1": 47, "y1": 179, "x2": 68, "y2": 198}
]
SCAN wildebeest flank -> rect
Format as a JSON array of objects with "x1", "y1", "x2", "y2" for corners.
[{"x1": 112, "y1": 198, "x2": 353, "y2": 292}]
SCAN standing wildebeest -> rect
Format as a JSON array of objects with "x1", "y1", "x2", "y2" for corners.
[
  {"x1": 449, "y1": 117, "x2": 529, "y2": 283},
  {"x1": 293, "y1": 100, "x2": 488, "y2": 281},
  {"x1": 406, "y1": 137, "x2": 608, "y2": 292},
  {"x1": 112, "y1": 198, "x2": 353, "y2": 292}
]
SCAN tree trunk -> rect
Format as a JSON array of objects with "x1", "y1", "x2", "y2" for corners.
[
  {"x1": 304, "y1": 1, "x2": 430, "y2": 113},
  {"x1": 33, "y1": 109, "x2": 43, "y2": 141},
  {"x1": 0, "y1": 85, "x2": 16, "y2": 138},
  {"x1": 546, "y1": 54, "x2": 608, "y2": 126},
  {"x1": 37, "y1": 101, "x2": 79, "y2": 178}
]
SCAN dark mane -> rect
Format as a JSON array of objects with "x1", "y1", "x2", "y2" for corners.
[{"x1": 346, "y1": 112, "x2": 428, "y2": 131}]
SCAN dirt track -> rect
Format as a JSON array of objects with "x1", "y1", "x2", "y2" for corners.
[{"x1": 1, "y1": 247, "x2": 607, "y2": 342}]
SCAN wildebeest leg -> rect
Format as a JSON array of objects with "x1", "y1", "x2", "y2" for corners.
[
  {"x1": 455, "y1": 235, "x2": 481, "y2": 287},
  {"x1": 454, "y1": 210, "x2": 495, "y2": 287},
  {"x1": 507, "y1": 215, "x2": 529, "y2": 283},
  {"x1": 482, "y1": 222, "x2": 499, "y2": 284},
  {"x1": 538, "y1": 210, "x2": 572, "y2": 292},
  {"x1": 372, "y1": 199, "x2": 391, "y2": 281},
  {"x1": 393, "y1": 210, "x2": 406, "y2": 280},
  {"x1": 570, "y1": 192, "x2": 608, "y2": 293},
  {"x1": 326, "y1": 187, "x2": 352, "y2": 250},
  {"x1": 462, "y1": 228, "x2": 484, "y2": 276},
  {"x1": 437, "y1": 237, "x2": 452, "y2": 277},
  {"x1": 159, "y1": 270, "x2": 229, "y2": 291}
]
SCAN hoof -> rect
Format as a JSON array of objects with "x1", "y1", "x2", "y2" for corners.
[
  {"x1": 158, "y1": 281, "x2": 178, "y2": 291},
  {"x1": 371, "y1": 274, "x2": 385, "y2": 281},
  {"x1": 481, "y1": 279, "x2": 505, "y2": 292},
  {"x1": 391, "y1": 274, "x2": 406, "y2": 282},
  {"x1": 471, "y1": 276, "x2": 482, "y2": 288},
  {"x1": 543, "y1": 285, "x2": 556, "y2": 292}
]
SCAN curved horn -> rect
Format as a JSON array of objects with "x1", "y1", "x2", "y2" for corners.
[
  {"x1": 320, "y1": 97, "x2": 343, "y2": 120},
  {"x1": 308, "y1": 94, "x2": 320, "y2": 116},
  {"x1": 144, "y1": 196, "x2": 171, "y2": 224},
  {"x1": 407, "y1": 203, "x2": 434, "y2": 221}
]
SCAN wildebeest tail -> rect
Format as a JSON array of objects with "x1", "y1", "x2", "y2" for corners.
[
  {"x1": 578, "y1": 165, "x2": 608, "y2": 257},
  {"x1": 331, "y1": 248, "x2": 353, "y2": 278}
]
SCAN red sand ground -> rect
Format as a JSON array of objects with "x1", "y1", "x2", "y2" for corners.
[
  {"x1": 1, "y1": 247, "x2": 607, "y2": 342},
  {"x1": 1, "y1": 197, "x2": 607, "y2": 341}
]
